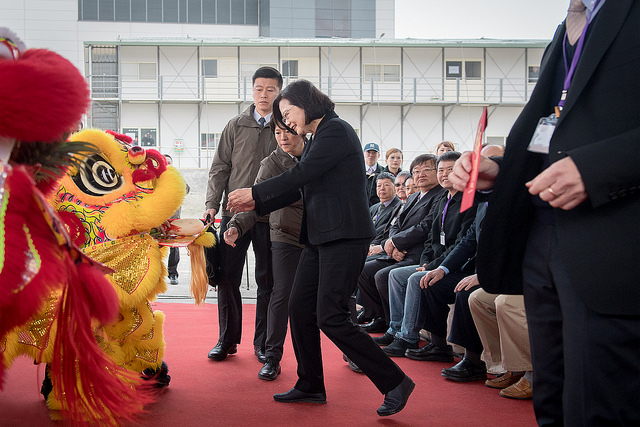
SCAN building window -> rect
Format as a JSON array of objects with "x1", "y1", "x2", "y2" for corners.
[
  {"x1": 123, "y1": 128, "x2": 140, "y2": 145},
  {"x1": 138, "y1": 63, "x2": 157, "y2": 80},
  {"x1": 201, "y1": 132, "x2": 221, "y2": 150},
  {"x1": 446, "y1": 60, "x2": 482, "y2": 80},
  {"x1": 141, "y1": 129, "x2": 157, "y2": 147},
  {"x1": 528, "y1": 65, "x2": 540, "y2": 83},
  {"x1": 465, "y1": 61, "x2": 482, "y2": 80},
  {"x1": 282, "y1": 60, "x2": 298, "y2": 78},
  {"x1": 91, "y1": 46, "x2": 118, "y2": 97},
  {"x1": 201, "y1": 59, "x2": 218, "y2": 78},
  {"x1": 363, "y1": 64, "x2": 401, "y2": 83}
]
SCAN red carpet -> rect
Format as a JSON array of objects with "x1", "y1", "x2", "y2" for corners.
[{"x1": 1, "y1": 303, "x2": 536, "y2": 426}]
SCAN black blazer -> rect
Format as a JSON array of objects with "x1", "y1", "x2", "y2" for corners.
[
  {"x1": 366, "y1": 163, "x2": 385, "y2": 206},
  {"x1": 379, "y1": 186, "x2": 445, "y2": 263},
  {"x1": 253, "y1": 110, "x2": 375, "y2": 246},
  {"x1": 440, "y1": 202, "x2": 487, "y2": 274},
  {"x1": 370, "y1": 196, "x2": 402, "y2": 245},
  {"x1": 478, "y1": 0, "x2": 640, "y2": 315}
]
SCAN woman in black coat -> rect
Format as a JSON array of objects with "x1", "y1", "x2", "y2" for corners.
[{"x1": 228, "y1": 80, "x2": 413, "y2": 417}]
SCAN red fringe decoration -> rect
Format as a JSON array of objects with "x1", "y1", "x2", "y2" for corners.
[{"x1": 131, "y1": 149, "x2": 168, "y2": 183}]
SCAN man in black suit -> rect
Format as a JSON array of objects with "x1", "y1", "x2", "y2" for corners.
[
  {"x1": 364, "y1": 142, "x2": 384, "y2": 206},
  {"x1": 357, "y1": 154, "x2": 445, "y2": 333},
  {"x1": 368, "y1": 172, "x2": 402, "y2": 254},
  {"x1": 450, "y1": 2, "x2": 640, "y2": 425}
]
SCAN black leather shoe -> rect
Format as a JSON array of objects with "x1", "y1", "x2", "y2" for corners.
[
  {"x1": 441, "y1": 358, "x2": 487, "y2": 382},
  {"x1": 383, "y1": 337, "x2": 419, "y2": 357},
  {"x1": 405, "y1": 343, "x2": 453, "y2": 362},
  {"x1": 258, "y1": 357, "x2": 281, "y2": 381},
  {"x1": 273, "y1": 388, "x2": 327, "y2": 404},
  {"x1": 377, "y1": 375, "x2": 415, "y2": 416},
  {"x1": 254, "y1": 345, "x2": 267, "y2": 363},
  {"x1": 356, "y1": 309, "x2": 372, "y2": 325},
  {"x1": 361, "y1": 317, "x2": 388, "y2": 333},
  {"x1": 348, "y1": 359, "x2": 363, "y2": 374},
  {"x1": 207, "y1": 342, "x2": 237, "y2": 361},
  {"x1": 372, "y1": 332, "x2": 395, "y2": 346}
]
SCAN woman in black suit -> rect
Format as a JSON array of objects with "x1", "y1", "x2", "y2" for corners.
[{"x1": 228, "y1": 80, "x2": 413, "y2": 417}]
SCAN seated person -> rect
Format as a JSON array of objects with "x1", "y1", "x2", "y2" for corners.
[
  {"x1": 469, "y1": 290, "x2": 533, "y2": 399},
  {"x1": 404, "y1": 176, "x2": 418, "y2": 197},
  {"x1": 368, "y1": 172, "x2": 402, "y2": 256},
  {"x1": 357, "y1": 154, "x2": 444, "y2": 332},
  {"x1": 394, "y1": 171, "x2": 412, "y2": 203}
]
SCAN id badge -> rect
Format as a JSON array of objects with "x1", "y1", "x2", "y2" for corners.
[
  {"x1": 440, "y1": 231, "x2": 446, "y2": 246},
  {"x1": 528, "y1": 114, "x2": 557, "y2": 154}
]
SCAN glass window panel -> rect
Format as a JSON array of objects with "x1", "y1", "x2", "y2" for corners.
[
  {"x1": 201, "y1": 132, "x2": 220, "y2": 150},
  {"x1": 217, "y1": 0, "x2": 230, "y2": 24},
  {"x1": 115, "y1": 0, "x2": 130, "y2": 20},
  {"x1": 201, "y1": 59, "x2": 218, "y2": 77},
  {"x1": 383, "y1": 65, "x2": 400, "y2": 82},
  {"x1": 465, "y1": 61, "x2": 482, "y2": 79},
  {"x1": 98, "y1": 0, "x2": 115, "y2": 20},
  {"x1": 187, "y1": 0, "x2": 201, "y2": 22},
  {"x1": 282, "y1": 60, "x2": 298, "y2": 78},
  {"x1": 123, "y1": 128, "x2": 140, "y2": 146},
  {"x1": 203, "y1": 0, "x2": 215, "y2": 22},
  {"x1": 82, "y1": 0, "x2": 98, "y2": 20},
  {"x1": 231, "y1": 0, "x2": 244, "y2": 24},
  {"x1": 164, "y1": 0, "x2": 179, "y2": 22},
  {"x1": 179, "y1": 0, "x2": 187, "y2": 22},
  {"x1": 528, "y1": 65, "x2": 540, "y2": 83},
  {"x1": 245, "y1": 0, "x2": 258, "y2": 25},
  {"x1": 446, "y1": 61, "x2": 462, "y2": 79},
  {"x1": 141, "y1": 129, "x2": 157, "y2": 147},
  {"x1": 131, "y1": 0, "x2": 146, "y2": 20},
  {"x1": 148, "y1": 0, "x2": 162, "y2": 21}
]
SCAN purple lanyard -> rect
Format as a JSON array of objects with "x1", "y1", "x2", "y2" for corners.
[
  {"x1": 441, "y1": 195, "x2": 452, "y2": 233},
  {"x1": 558, "y1": 0, "x2": 601, "y2": 110}
]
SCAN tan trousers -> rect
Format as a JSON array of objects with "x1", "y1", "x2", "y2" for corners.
[{"x1": 469, "y1": 289, "x2": 532, "y2": 373}]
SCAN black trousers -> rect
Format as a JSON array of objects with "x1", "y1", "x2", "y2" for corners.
[
  {"x1": 523, "y1": 221, "x2": 640, "y2": 427},
  {"x1": 214, "y1": 216, "x2": 273, "y2": 346},
  {"x1": 289, "y1": 238, "x2": 405, "y2": 395},
  {"x1": 168, "y1": 247, "x2": 179, "y2": 277},
  {"x1": 358, "y1": 257, "x2": 414, "y2": 322},
  {"x1": 422, "y1": 272, "x2": 483, "y2": 354},
  {"x1": 265, "y1": 241, "x2": 302, "y2": 361}
]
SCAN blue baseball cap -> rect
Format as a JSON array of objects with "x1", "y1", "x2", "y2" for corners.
[{"x1": 364, "y1": 142, "x2": 380, "y2": 153}]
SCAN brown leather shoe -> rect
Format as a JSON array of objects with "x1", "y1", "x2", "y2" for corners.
[
  {"x1": 499, "y1": 377, "x2": 533, "y2": 400},
  {"x1": 485, "y1": 371, "x2": 525, "y2": 389}
]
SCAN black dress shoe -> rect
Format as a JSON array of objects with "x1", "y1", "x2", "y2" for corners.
[
  {"x1": 382, "y1": 337, "x2": 419, "y2": 357},
  {"x1": 348, "y1": 359, "x2": 363, "y2": 374},
  {"x1": 258, "y1": 358, "x2": 281, "y2": 381},
  {"x1": 207, "y1": 342, "x2": 237, "y2": 361},
  {"x1": 441, "y1": 358, "x2": 487, "y2": 382},
  {"x1": 377, "y1": 375, "x2": 415, "y2": 417},
  {"x1": 405, "y1": 343, "x2": 453, "y2": 362},
  {"x1": 372, "y1": 332, "x2": 395, "y2": 346},
  {"x1": 361, "y1": 317, "x2": 388, "y2": 333},
  {"x1": 254, "y1": 345, "x2": 267, "y2": 363},
  {"x1": 356, "y1": 309, "x2": 372, "y2": 325},
  {"x1": 273, "y1": 388, "x2": 327, "y2": 404}
]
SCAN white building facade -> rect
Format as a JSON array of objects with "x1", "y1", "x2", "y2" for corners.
[{"x1": 4, "y1": 0, "x2": 548, "y2": 169}]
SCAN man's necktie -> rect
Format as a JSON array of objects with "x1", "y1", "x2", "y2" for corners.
[
  {"x1": 566, "y1": 0, "x2": 587, "y2": 46},
  {"x1": 258, "y1": 117, "x2": 266, "y2": 128}
]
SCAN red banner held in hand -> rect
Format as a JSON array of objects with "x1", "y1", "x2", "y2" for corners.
[{"x1": 460, "y1": 107, "x2": 488, "y2": 212}]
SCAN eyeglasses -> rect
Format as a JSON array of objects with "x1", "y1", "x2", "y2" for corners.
[
  {"x1": 282, "y1": 106, "x2": 293, "y2": 125},
  {"x1": 412, "y1": 168, "x2": 436, "y2": 176},
  {"x1": 394, "y1": 183, "x2": 404, "y2": 187}
]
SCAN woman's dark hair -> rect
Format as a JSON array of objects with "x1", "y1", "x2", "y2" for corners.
[
  {"x1": 272, "y1": 80, "x2": 335, "y2": 129},
  {"x1": 269, "y1": 108, "x2": 296, "y2": 135}
]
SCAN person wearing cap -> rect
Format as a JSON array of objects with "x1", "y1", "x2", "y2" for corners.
[{"x1": 364, "y1": 142, "x2": 384, "y2": 206}]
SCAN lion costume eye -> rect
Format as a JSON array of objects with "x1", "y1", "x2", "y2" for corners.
[{"x1": 72, "y1": 154, "x2": 123, "y2": 196}]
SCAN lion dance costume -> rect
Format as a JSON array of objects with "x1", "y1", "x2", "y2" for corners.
[{"x1": 0, "y1": 28, "x2": 156, "y2": 423}]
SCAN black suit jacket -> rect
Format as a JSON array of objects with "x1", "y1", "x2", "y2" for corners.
[
  {"x1": 366, "y1": 163, "x2": 385, "y2": 206},
  {"x1": 253, "y1": 110, "x2": 375, "y2": 246},
  {"x1": 440, "y1": 202, "x2": 487, "y2": 274},
  {"x1": 419, "y1": 192, "x2": 477, "y2": 269},
  {"x1": 378, "y1": 185, "x2": 445, "y2": 263},
  {"x1": 478, "y1": 0, "x2": 640, "y2": 315},
  {"x1": 370, "y1": 196, "x2": 402, "y2": 245}
]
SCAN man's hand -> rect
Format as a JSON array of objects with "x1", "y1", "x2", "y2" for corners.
[
  {"x1": 449, "y1": 151, "x2": 500, "y2": 192},
  {"x1": 420, "y1": 267, "x2": 444, "y2": 289},
  {"x1": 391, "y1": 248, "x2": 406, "y2": 262},
  {"x1": 384, "y1": 239, "x2": 395, "y2": 257},
  {"x1": 454, "y1": 274, "x2": 479, "y2": 292},
  {"x1": 204, "y1": 208, "x2": 217, "y2": 223},
  {"x1": 227, "y1": 188, "x2": 255, "y2": 213},
  {"x1": 368, "y1": 245, "x2": 383, "y2": 256},
  {"x1": 223, "y1": 226, "x2": 239, "y2": 247},
  {"x1": 526, "y1": 156, "x2": 587, "y2": 210}
]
